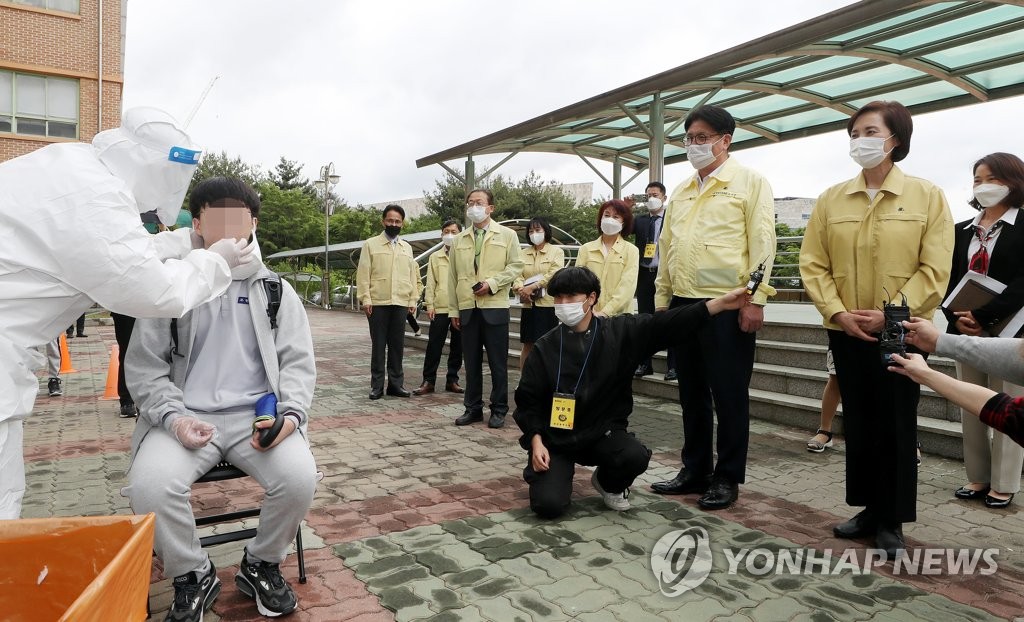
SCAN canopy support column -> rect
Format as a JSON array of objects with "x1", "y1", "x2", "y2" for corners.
[
  {"x1": 612, "y1": 156, "x2": 622, "y2": 199},
  {"x1": 650, "y1": 91, "x2": 665, "y2": 184}
]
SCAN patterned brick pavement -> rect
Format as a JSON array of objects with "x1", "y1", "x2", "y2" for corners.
[{"x1": 20, "y1": 308, "x2": 1024, "y2": 621}]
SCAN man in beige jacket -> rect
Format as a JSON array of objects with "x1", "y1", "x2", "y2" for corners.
[
  {"x1": 448, "y1": 189, "x2": 524, "y2": 428},
  {"x1": 356, "y1": 205, "x2": 422, "y2": 400}
]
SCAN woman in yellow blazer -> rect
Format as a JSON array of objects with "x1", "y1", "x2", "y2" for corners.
[
  {"x1": 576, "y1": 200, "x2": 639, "y2": 317},
  {"x1": 513, "y1": 217, "x2": 565, "y2": 367},
  {"x1": 799, "y1": 100, "x2": 953, "y2": 560}
]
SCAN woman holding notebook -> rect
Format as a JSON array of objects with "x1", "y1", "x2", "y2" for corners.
[{"x1": 942, "y1": 152, "x2": 1024, "y2": 510}]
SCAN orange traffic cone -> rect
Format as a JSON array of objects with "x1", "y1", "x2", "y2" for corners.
[
  {"x1": 100, "y1": 344, "x2": 120, "y2": 400},
  {"x1": 58, "y1": 333, "x2": 77, "y2": 374}
]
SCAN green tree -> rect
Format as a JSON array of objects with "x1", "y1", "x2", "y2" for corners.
[
  {"x1": 255, "y1": 182, "x2": 325, "y2": 256},
  {"x1": 422, "y1": 171, "x2": 593, "y2": 243},
  {"x1": 269, "y1": 157, "x2": 315, "y2": 194},
  {"x1": 183, "y1": 151, "x2": 265, "y2": 213}
]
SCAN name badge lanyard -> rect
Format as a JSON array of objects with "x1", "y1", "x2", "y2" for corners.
[{"x1": 555, "y1": 318, "x2": 599, "y2": 397}]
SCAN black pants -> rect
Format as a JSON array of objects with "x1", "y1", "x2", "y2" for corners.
[
  {"x1": 67, "y1": 314, "x2": 86, "y2": 336},
  {"x1": 111, "y1": 312, "x2": 136, "y2": 406},
  {"x1": 828, "y1": 330, "x2": 920, "y2": 525},
  {"x1": 368, "y1": 305, "x2": 407, "y2": 391},
  {"x1": 673, "y1": 297, "x2": 755, "y2": 484},
  {"x1": 422, "y1": 313, "x2": 462, "y2": 386},
  {"x1": 636, "y1": 268, "x2": 676, "y2": 371},
  {"x1": 407, "y1": 312, "x2": 420, "y2": 334},
  {"x1": 461, "y1": 308, "x2": 509, "y2": 416},
  {"x1": 524, "y1": 430, "x2": 652, "y2": 518}
]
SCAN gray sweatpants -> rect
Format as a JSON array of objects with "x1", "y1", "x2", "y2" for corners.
[{"x1": 124, "y1": 412, "x2": 317, "y2": 578}]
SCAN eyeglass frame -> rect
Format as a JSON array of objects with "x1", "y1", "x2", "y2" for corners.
[{"x1": 682, "y1": 132, "x2": 726, "y2": 147}]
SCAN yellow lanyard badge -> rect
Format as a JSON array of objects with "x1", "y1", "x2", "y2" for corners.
[
  {"x1": 550, "y1": 393, "x2": 576, "y2": 429},
  {"x1": 549, "y1": 320, "x2": 599, "y2": 431},
  {"x1": 643, "y1": 243, "x2": 657, "y2": 259}
]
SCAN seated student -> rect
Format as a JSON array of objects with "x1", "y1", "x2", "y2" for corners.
[
  {"x1": 513, "y1": 266, "x2": 746, "y2": 518},
  {"x1": 124, "y1": 177, "x2": 317, "y2": 622}
]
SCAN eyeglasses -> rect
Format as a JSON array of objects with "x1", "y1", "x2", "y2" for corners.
[
  {"x1": 466, "y1": 201, "x2": 488, "y2": 208},
  {"x1": 682, "y1": 133, "x2": 722, "y2": 147}
]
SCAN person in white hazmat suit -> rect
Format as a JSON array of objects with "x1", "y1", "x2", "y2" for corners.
[{"x1": 0, "y1": 107, "x2": 255, "y2": 519}]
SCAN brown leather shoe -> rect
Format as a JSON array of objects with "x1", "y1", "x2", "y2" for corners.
[
  {"x1": 413, "y1": 382, "x2": 434, "y2": 396},
  {"x1": 445, "y1": 382, "x2": 464, "y2": 393}
]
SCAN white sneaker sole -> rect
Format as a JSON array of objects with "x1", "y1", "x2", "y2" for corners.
[
  {"x1": 591, "y1": 470, "x2": 630, "y2": 511},
  {"x1": 234, "y1": 573, "x2": 296, "y2": 618}
]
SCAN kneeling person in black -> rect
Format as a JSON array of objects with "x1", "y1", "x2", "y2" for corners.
[{"x1": 514, "y1": 266, "x2": 748, "y2": 518}]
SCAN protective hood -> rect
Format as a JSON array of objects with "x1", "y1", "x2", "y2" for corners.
[{"x1": 93, "y1": 107, "x2": 201, "y2": 226}]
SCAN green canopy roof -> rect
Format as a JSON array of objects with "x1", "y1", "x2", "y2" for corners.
[{"x1": 417, "y1": 0, "x2": 1024, "y2": 178}]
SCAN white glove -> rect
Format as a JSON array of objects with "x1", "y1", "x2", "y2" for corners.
[
  {"x1": 207, "y1": 237, "x2": 253, "y2": 269},
  {"x1": 170, "y1": 416, "x2": 216, "y2": 449}
]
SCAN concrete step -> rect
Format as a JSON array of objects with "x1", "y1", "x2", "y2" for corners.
[
  {"x1": 757, "y1": 321, "x2": 829, "y2": 346},
  {"x1": 749, "y1": 363, "x2": 959, "y2": 422}
]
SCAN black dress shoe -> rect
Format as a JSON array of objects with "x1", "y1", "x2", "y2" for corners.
[
  {"x1": 698, "y1": 476, "x2": 738, "y2": 510},
  {"x1": 634, "y1": 365, "x2": 653, "y2": 378},
  {"x1": 664, "y1": 368, "x2": 678, "y2": 382},
  {"x1": 651, "y1": 469, "x2": 711, "y2": 495},
  {"x1": 875, "y1": 523, "x2": 905, "y2": 559},
  {"x1": 985, "y1": 493, "x2": 1014, "y2": 509},
  {"x1": 488, "y1": 413, "x2": 506, "y2": 429},
  {"x1": 369, "y1": 388, "x2": 384, "y2": 400},
  {"x1": 387, "y1": 386, "x2": 411, "y2": 398},
  {"x1": 76, "y1": 333, "x2": 88, "y2": 338},
  {"x1": 455, "y1": 411, "x2": 483, "y2": 426},
  {"x1": 954, "y1": 485, "x2": 990, "y2": 500},
  {"x1": 833, "y1": 509, "x2": 876, "y2": 539},
  {"x1": 413, "y1": 382, "x2": 434, "y2": 396}
]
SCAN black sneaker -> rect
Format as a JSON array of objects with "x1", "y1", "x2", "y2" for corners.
[
  {"x1": 235, "y1": 550, "x2": 298, "y2": 617},
  {"x1": 119, "y1": 402, "x2": 139, "y2": 418},
  {"x1": 166, "y1": 561, "x2": 220, "y2": 622},
  {"x1": 47, "y1": 378, "x2": 62, "y2": 397}
]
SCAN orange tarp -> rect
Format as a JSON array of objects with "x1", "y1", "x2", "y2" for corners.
[{"x1": 0, "y1": 514, "x2": 155, "y2": 622}]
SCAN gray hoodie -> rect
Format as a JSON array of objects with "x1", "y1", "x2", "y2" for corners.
[{"x1": 125, "y1": 263, "x2": 316, "y2": 458}]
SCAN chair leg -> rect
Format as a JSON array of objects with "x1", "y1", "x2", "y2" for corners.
[{"x1": 296, "y1": 527, "x2": 306, "y2": 584}]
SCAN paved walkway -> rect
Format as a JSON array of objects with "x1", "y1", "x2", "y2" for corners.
[{"x1": 21, "y1": 308, "x2": 1024, "y2": 621}]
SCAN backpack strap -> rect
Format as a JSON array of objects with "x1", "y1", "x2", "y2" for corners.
[
  {"x1": 262, "y1": 274, "x2": 283, "y2": 329},
  {"x1": 170, "y1": 275, "x2": 282, "y2": 355},
  {"x1": 170, "y1": 318, "x2": 180, "y2": 356}
]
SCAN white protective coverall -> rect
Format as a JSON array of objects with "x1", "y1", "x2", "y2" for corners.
[{"x1": 0, "y1": 107, "x2": 235, "y2": 519}]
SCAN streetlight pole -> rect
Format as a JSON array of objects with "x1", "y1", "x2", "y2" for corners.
[{"x1": 314, "y1": 162, "x2": 340, "y2": 310}]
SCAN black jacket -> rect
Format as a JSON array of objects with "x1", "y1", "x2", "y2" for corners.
[
  {"x1": 943, "y1": 214, "x2": 1024, "y2": 334},
  {"x1": 514, "y1": 301, "x2": 710, "y2": 452}
]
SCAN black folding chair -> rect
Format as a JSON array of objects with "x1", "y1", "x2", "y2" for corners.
[{"x1": 194, "y1": 461, "x2": 307, "y2": 584}]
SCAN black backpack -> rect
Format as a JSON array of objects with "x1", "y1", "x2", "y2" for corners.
[{"x1": 171, "y1": 275, "x2": 282, "y2": 355}]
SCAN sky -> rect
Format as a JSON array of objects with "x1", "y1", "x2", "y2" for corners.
[{"x1": 122, "y1": 0, "x2": 1024, "y2": 223}]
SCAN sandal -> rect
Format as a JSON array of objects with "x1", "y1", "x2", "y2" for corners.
[{"x1": 807, "y1": 429, "x2": 834, "y2": 453}]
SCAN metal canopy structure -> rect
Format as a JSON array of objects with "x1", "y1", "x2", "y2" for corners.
[{"x1": 416, "y1": 0, "x2": 1024, "y2": 196}]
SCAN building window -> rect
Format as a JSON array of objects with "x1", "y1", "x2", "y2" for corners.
[
  {"x1": 0, "y1": 71, "x2": 79, "y2": 139},
  {"x1": 8, "y1": 0, "x2": 79, "y2": 13}
]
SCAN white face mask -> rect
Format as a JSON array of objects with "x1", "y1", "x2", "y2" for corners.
[
  {"x1": 849, "y1": 136, "x2": 893, "y2": 169},
  {"x1": 646, "y1": 197, "x2": 663, "y2": 211},
  {"x1": 600, "y1": 217, "x2": 623, "y2": 236},
  {"x1": 442, "y1": 233, "x2": 455, "y2": 247},
  {"x1": 529, "y1": 231, "x2": 545, "y2": 246},
  {"x1": 973, "y1": 183, "x2": 1010, "y2": 208},
  {"x1": 686, "y1": 135, "x2": 724, "y2": 170},
  {"x1": 554, "y1": 300, "x2": 589, "y2": 327},
  {"x1": 467, "y1": 205, "x2": 489, "y2": 224}
]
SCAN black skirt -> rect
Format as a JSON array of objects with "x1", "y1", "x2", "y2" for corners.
[{"x1": 520, "y1": 306, "x2": 558, "y2": 343}]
